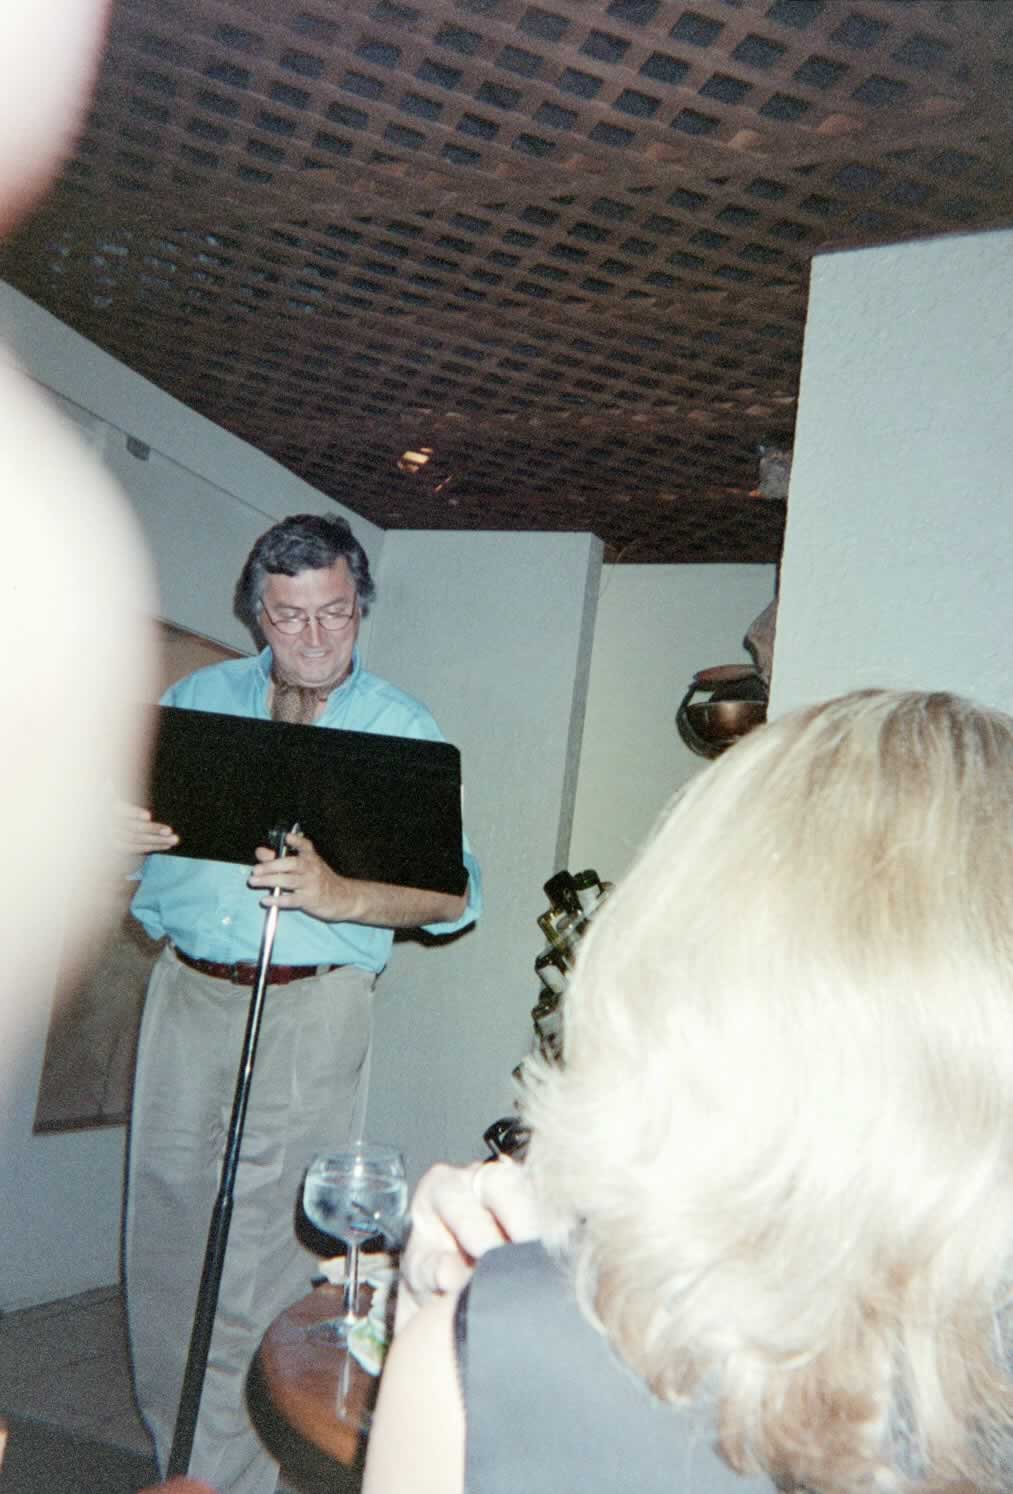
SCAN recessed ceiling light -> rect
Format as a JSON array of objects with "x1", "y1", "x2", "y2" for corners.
[{"x1": 398, "y1": 446, "x2": 433, "y2": 475}]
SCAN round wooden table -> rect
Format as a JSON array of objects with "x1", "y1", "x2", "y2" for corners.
[{"x1": 257, "y1": 1282, "x2": 380, "y2": 1468}]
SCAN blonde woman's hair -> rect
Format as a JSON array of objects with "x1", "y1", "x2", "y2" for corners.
[{"x1": 522, "y1": 690, "x2": 1013, "y2": 1493}]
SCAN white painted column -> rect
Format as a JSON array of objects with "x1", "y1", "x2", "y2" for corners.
[
  {"x1": 364, "y1": 530, "x2": 601, "y2": 1181},
  {"x1": 772, "y1": 228, "x2": 1013, "y2": 719}
]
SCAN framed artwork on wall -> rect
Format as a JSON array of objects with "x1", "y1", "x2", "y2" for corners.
[{"x1": 32, "y1": 621, "x2": 243, "y2": 1134}]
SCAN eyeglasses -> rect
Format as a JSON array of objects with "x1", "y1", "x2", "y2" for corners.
[{"x1": 260, "y1": 601, "x2": 358, "y2": 636}]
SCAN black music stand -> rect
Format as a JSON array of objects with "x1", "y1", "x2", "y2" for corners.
[{"x1": 147, "y1": 704, "x2": 467, "y2": 895}]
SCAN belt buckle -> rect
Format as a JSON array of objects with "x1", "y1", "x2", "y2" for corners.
[{"x1": 230, "y1": 961, "x2": 250, "y2": 985}]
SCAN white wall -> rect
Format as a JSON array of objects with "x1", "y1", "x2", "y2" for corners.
[
  {"x1": 570, "y1": 564, "x2": 775, "y2": 882},
  {"x1": 365, "y1": 531, "x2": 601, "y2": 1181},
  {"x1": 772, "y1": 227, "x2": 1013, "y2": 719}
]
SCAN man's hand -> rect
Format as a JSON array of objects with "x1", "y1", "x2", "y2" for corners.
[
  {"x1": 249, "y1": 831, "x2": 468, "y2": 928},
  {"x1": 114, "y1": 801, "x2": 179, "y2": 858},
  {"x1": 396, "y1": 1158, "x2": 539, "y2": 1330},
  {"x1": 249, "y1": 830, "x2": 359, "y2": 921}
]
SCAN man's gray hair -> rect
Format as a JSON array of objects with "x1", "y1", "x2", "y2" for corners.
[{"x1": 234, "y1": 513, "x2": 376, "y2": 638}]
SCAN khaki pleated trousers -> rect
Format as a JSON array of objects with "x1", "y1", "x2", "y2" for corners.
[{"x1": 125, "y1": 947, "x2": 374, "y2": 1494}]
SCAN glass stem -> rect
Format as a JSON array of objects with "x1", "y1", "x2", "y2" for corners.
[{"x1": 343, "y1": 1243, "x2": 360, "y2": 1321}]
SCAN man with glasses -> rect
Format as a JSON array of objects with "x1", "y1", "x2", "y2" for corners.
[{"x1": 121, "y1": 513, "x2": 482, "y2": 1494}]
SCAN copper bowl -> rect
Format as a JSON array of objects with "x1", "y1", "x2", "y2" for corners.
[{"x1": 684, "y1": 698, "x2": 767, "y2": 746}]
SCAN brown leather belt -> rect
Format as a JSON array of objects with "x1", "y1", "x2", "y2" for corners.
[{"x1": 174, "y1": 948, "x2": 344, "y2": 987}]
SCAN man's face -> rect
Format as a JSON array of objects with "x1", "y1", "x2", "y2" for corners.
[{"x1": 260, "y1": 558, "x2": 360, "y2": 691}]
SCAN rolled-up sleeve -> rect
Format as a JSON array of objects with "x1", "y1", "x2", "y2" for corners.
[{"x1": 422, "y1": 837, "x2": 482, "y2": 936}]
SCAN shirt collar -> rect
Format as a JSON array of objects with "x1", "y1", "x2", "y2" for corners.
[{"x1": 256, "y1": 645, "x2": 362, "y2": 703}]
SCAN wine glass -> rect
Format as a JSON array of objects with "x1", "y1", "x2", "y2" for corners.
[{"x1": 303, "y1": 1143, "x2": 407, "y2": 1341}]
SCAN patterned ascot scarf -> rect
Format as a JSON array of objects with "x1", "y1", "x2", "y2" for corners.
[{"x1": 270, "y1": 666, "x2": 335, "y2": 725}]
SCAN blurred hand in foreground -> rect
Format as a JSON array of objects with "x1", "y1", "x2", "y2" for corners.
[{"x1": 396, "y1": 1157, "x2": 540, "y2": 1330}]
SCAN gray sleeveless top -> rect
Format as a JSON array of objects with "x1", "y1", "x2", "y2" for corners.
[{"x1": 457, "y1": 1241, "x2": 774, "y2": 1494}]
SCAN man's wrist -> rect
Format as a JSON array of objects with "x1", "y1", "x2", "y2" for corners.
[{"x1": 323, "y1": 873, "x2": 365, "y2": 925}]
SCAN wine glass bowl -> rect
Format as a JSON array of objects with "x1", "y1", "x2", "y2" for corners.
[{"x1": 303, "y1": 1143, "x2": 407, "y2": 1341}]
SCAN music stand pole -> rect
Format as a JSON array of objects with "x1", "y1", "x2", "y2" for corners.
[{"x1": 167, "y1": 829, "x2": 292, "y2": 1479}]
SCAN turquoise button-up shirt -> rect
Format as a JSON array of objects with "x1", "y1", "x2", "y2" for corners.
[{"x1": 131, "y1": 647, "x2": 482, "y2": 972}]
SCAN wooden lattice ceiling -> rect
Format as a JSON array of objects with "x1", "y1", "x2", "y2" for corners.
[{"x1": 3, "y1": 0, "x2": 1012, "y2": 561}]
